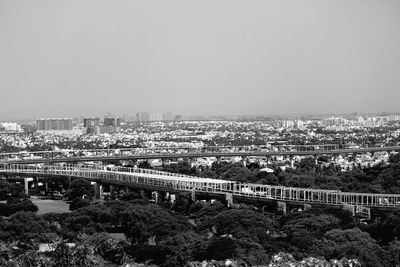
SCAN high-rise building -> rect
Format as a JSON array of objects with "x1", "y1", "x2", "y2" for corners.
[
  {"x1": 83, "y1": 118, "x2": 100, "y2": 134},
  {"x1": 36, "y1": 118, "x2": 73, "y2": 132},
  {"x1": 101, "y1": 116, "x2": 122, "y2": 134},
  {"x1": 104, "y1": 117, "x2": 121, "y2": 127},
  {"x1": 83, "y1": 118, "x2": 100, "y2": 127},
  {"x1": 136, "y1": 112, "x2": 174, "y2": 122}
]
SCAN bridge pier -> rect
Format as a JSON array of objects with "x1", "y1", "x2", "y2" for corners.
[
  {"x1": 226, "y1": 193, "x2": 233, "y2": 208},
  {"x1": 23, "y1": 177, "x2": 34, "y2": 196},
  {"x1": 241, "y1": 157, "x2": 247, "y2": 167},
  {"x1": 24, "y1": 178, "x2": 29, "y2": 195},
  {"x1": 153, "y1": 191, "x2": 166, "y2": 204},
  {"x1": 93, "y1": 182, "x2": 103, "y2": 199},
  {"x1": 289, "y1": 156, "x2": 295, "y2": 168},
  {"x1": 191, "y1": 189, "x2": 196, "y2": 202},
  {"x1": 277, "y1": 201, "x2": 287, "y2": 214},
  {"x1": 168, "y1": 193, "x2": 176, "y2": 204}
]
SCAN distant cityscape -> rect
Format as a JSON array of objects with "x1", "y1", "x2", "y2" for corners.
[
  {"x1": 1, "y1": 111, "x2": 400, "y2": 174},
  {"x1": 1, "y1": 112, "x2": 400, "y2": 134}
]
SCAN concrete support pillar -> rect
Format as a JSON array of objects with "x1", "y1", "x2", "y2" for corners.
[
  {"x1": 32, "y1": 178, "x2": 38, "y2": 190},
  {"x1": 24, "y1": 178, "x2": 29, "y2": 195},
  {"x1": 277, "y1": 201, "x2": 287, "y2": 214},
  {"x1": 94, "y1": 182, "x2": 102, "y2": 199},
  {"x1": 226, "y1": 193, "x2": 233, "y2": 208},
  {"x1": 153, "y1": 191, "x2": 159, "y2": 203},
  {"x1": 191, "y1": 189, "x2": 196, "y2": 202},
  {"x1": 242, "y1": 157, "x2": 247, "y2": 167},
  {"x1": 154, "y1": 191, "x2": 166, "y2": 203},
  {"x1": 170, "y1": 194, "x2": 176, "y2": 204},
  {"x1": 290, "y1": 156, "x2": 295, "y2": 168}
]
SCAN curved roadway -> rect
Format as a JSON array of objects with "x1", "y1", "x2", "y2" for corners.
[
  {"x1": 1, "y1": 163, "x2": 400, "y2": 210},
  {"x1": 0, "y1": 145, "x2": 399, "y2": 164}
]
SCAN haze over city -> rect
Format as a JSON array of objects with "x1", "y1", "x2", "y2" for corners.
[
  {"x1": 3, "y1": 1, "x2": 400, "y2": 266},
  {"x1": 1, "y1": 0, "x2": 400, "y2": 119}
]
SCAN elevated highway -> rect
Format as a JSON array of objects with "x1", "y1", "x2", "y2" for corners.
[
  {"x1": 0, "y1": 145, "x2": 399, "y2": 164},
  {"x1": 1, "y1": 163, "x2": 400, "y2": 210}
]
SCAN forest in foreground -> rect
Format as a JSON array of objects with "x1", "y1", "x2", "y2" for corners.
[{"x1": 2, "y1": 155, "x2": 400, "y2": 266}]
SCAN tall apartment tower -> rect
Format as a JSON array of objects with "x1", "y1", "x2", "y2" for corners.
[
  {"x1": 83, "y1": 118, "x2": 100, "y2": 134},
  {"x1": 36, "y1": 118, "x2": 73, "y2": 132},
  {"x1": 104, "y1": 117, "x2": 121, "y2": 127},
  {"x1": 101, "y1": 117, "x2": 122, "y2": 133}
]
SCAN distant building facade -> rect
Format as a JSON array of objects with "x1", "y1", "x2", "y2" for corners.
[
  {"x1": 101, "y1": 117, "x2": 121, "y2": 134},
  {"x1": 82, "y1": 117, "x2": 121, "y2": 134},
  {"x1": 36, "y1": 118, "x2": 73, "y2": 132},
  {"x1": 82, "y1": 118, "x2": 100, "y2": 134},
  {"x1": 135, "y1": 112, "x2": 174, "y2": 122},
  {"x1": 0, "y1": 122, "x2": 22, "y2": 132},
  {"x1": 104, "y1": 117, "x2": 121, "y2": 127}
]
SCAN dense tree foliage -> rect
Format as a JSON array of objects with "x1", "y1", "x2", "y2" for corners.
[
  {"x1": 0, "y1": 197, "x2": 399, "y2": 266},
  {"x1": 0, "y1": 181, "x2": 24, "y2": 200},
  {"x1": 69, "y1": 198, "x2": 91, "y2": 211},
  {"x1": 3, "y1": 160, "x2": 400, "y2": 265},
  {"x1": 310, "y1": 228, "x2": 387, "y2": 267},
  {"x1": 0, "y1": 198, "x2": 38, "y2": 217},
  {"x1": 65, "y1": 179, "x2": 94, "y2": 201}
]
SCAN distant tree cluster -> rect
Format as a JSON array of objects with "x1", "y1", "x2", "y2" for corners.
[{"x1": 0, "y1": 180, "x2": 25, "y2": 200}]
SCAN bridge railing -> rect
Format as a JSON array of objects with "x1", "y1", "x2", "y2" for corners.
[
  {"x1": 2, "y1": 163, "x2": 400, "y2": 208},
  {"x1": 0, "y1": 163, "x2": 232, "y2": 195},
  {"x1": 59, "y1": 164, "x2": 200, "y2": 179}
]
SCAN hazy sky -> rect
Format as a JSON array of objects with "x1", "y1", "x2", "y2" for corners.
[{"x1": 1, "y1": 0, "x2": 400, "y2": 119}]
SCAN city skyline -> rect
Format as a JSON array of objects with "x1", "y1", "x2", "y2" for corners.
[
  {"x1": 1, "y1": 0, "x2": 400, "y2": 119},
  {"x1": 2, "y1": 110, "x2": 400, "y2": 123}
]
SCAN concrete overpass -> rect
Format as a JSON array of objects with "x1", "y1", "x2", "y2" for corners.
[
  {"x1": 1, "y1": 163, "x2": 400, "y2": 211},
  {"x1": 0, "y1": 145, "x2": 398, "y2": 164}
]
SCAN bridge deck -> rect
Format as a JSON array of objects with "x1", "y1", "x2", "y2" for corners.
[
  {"x1": 1, "y1": 164, "x2": 400, "y2": 210},
  {"x1": 0, "y1": 145, "x2": 399, "y2": 164}
]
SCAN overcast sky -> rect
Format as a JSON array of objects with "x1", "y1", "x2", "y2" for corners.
[{"x1": 1, "y1": 0, "x2": 400, "y2": 119}]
